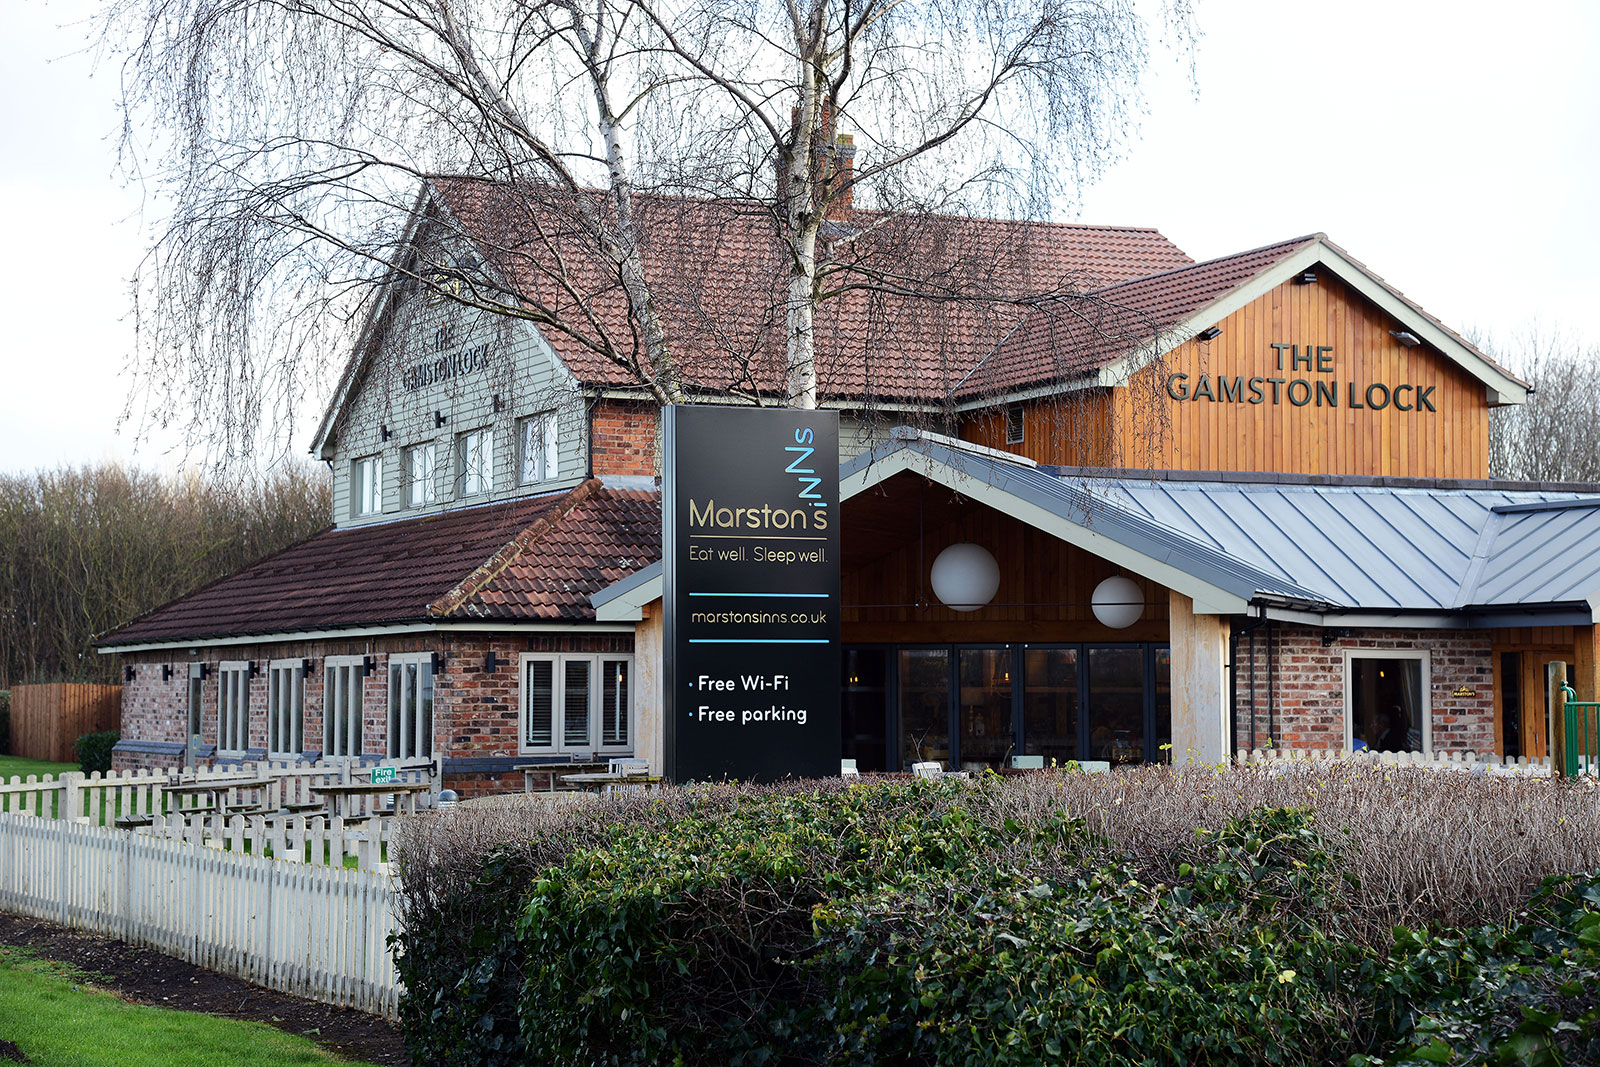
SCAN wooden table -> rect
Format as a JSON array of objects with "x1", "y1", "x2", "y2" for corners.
[
  {"x1": 162, "y1": 776, "x2": 276, "y2": 818},
  {"x1": 310, "y1": 781, "x2": 431, "y2": 819},
  {"x1": 557, "y1": 772, "x2": 663, "y2": 795}
]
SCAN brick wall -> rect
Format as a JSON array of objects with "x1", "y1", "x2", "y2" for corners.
[
  {"x1": 1233, "y1": 622, "x2": 1495, "y2": 755},
  {"x1": 591, "y1": 399, "x2": 658, "y2": 477},
  {"x1": 114, "y1": 630, "x2": 637, "y2": 797}
]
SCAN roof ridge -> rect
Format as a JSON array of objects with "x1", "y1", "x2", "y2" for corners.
[
  {"x1": 1085, "y1": 233, "x2": 1322, "y2": 298},
  {"x1": 427, "y1": 479, "x2": 602, "y2": 618}
]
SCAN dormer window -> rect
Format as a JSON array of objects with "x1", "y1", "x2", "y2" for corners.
[
  {"x1": 518, "y1": 412, "x2": 559, "y2": 484},
  {"x1": 456, "y1": 427, "x2": 493, "y2": 497},
  {"x1": 353, "y1": 454, "x2": 383, "y2": 516}
]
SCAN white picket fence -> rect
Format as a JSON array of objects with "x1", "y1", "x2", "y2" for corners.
[
  {"x1": 139, "y1": 811, "x2": 401, "y2": 871},
  {"x1": 0, "y1": 812, "x2": 402, "y2": 1018},
  {"x1": 1237, "y1": 747, "x2": 1554, "y2": 775},
  {"x1": 0, "y1": 758, "x2": 438, "y2": 825}
]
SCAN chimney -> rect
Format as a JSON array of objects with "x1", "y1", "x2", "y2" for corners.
[{"x1": 781, "y1": 105, "x2": 855, "y2": 219}]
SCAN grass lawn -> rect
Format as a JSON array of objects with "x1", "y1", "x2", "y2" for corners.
[
  {"x1": 0, "y1": 754, "x2": 78, "y2": 781},
  {"x1": 0, "y1": 946, "x2": 383, "y2": 1067}
]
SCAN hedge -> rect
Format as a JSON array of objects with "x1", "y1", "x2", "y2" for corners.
[{"x1": 394, "y1": 770, "x2": 1600, "y2": 1066}]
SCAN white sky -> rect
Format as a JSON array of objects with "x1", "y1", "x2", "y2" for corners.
[{"x1": 1, "y1": 0, "x2": 1596, "y2": 473}]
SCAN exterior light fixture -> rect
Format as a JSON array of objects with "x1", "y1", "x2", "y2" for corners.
[
  {"x1": 484, "y1": 650, "x2": 499, "y2": 673},
  {"x1": 930, "y1": 543, "x2": 1001, "y2": 611},
  {"x1": 1196, "y1": 326, "x2": 1222, "y2": 342},
  {"x1": 380, "y1": 424, "x2": 392, "y2": 442},
  {"x1": 431, "y1": 652, "x2": 444, "y2": 674},
  {"x1": 162, "y1": 664, "x2": 173, "y2": 682},
  {"x1": 1296, "y1": 271, "x2": 1317, "y2": 285},
  {"x1": 301, "y1": 657, "x2": 316, "y2": 676},
  {"x1": 1390, "y1": 330, "x2": 1421, "y2": 347},
  {"x1": 434, "y1": 411, "x2": 448, "y2": 428},
  {"x1": 124, "y1": 665, "x2": 137, "y2": 682},
  {"x1": 1091, "y1": 575, "x2": 1144, "y2": 629}
]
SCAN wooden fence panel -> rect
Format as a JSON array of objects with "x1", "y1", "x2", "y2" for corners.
[
  {"x1": 11, "y1": 684, "x2": 122, "y2": 763},
  {"x1": 0, "y1": 812, "x2": 400, "y2": 1018}
]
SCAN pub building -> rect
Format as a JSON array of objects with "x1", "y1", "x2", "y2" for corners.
[{"x1": 99, "y1": 172, "x2": 1600, "y2": 792}]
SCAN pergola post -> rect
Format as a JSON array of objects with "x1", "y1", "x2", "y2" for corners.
[{"x1": 1168, "y1": 590, "x2": 1231, "y2": 764}]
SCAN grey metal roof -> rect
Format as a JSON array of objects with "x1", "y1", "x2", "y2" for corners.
[{"x1": 839, "y1": 430, "x2": 1600, "y2": 618}]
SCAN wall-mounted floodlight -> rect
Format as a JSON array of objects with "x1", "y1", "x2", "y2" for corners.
[
  {"x1": 1390, "y1": 330, "x2": 1421, "y2": 348},
  {"x1": 1196, "y1": 326, "x2": 1222, "y2": 342}
]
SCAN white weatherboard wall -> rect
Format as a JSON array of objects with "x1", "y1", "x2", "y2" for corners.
[
  {"x1": 1169, "y1": 590, "x2": 1230, "y2": 764},
  {"x1": 330, "y1": 284, "x2": 588, "y2": 528},
  {"x1": 0, "y1": 813, "x2": 401, "y2": 1018}
]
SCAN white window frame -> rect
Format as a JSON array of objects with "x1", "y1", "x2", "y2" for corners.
[
  {"x1": 403, "y1": 442, "x2": 438, "y2": 508},
  {"x1": 187, "y1": 663, "x2": 204, "y2": 740},
  {"x1": 518, "y1": 412, "x2": 560, "y2": 485},
  {"x1": 324, "y1": 655, "x2": 366, "y2": 759},
  {"x1": 456, "y1": 427, "x2": 493, "y2": 497},
  {"x1": 1005, "y1": 404, "x2": 1025, "y2": 445},
  {"x1": 519, "y1": 653, "x2": 633, "y2": 757},
  {"x1": 1342, "y1": 648, "x2": 1431, "y2": 755},
  {"x1": 353, "y1": 454, "x2": 383, "y2": 516},
  {"x1": 387, "y1": 653, "x2": 435, "y2": 760},
  {"x1": 217, "y1": 661, "x2": 251, "y2": 756},
  {"x1": 267, "y1": 659, "x2": 306, "y2": 759}
]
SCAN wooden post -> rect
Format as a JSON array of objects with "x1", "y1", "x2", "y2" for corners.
[{"x1": 1168, "y1": 591, "x2": 1231, "y2": 764}]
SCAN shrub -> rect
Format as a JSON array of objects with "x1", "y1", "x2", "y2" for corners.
[
  {"x1": 75, "y1": 730, "x2": 119, "y2": 774},
  {"x1": 393, "y1": 768, "x2": 1600, "y2": 1066}
]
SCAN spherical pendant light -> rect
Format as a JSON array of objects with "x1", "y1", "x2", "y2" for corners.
[
  {"x1": 930, "y1": 542, "x2": 1000, "y2": 612},
  {"x1": 1092, "y1": 575, "x2": 1144, "y2": 629}
]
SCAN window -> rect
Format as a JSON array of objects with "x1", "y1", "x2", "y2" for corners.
[
  {"x1": 518, "y1": 412, "x2": 560, "y2": 484},
  {"x1": 1344, "y1": 650, "x2": 1429, "y2": 754},
  {"x1": 520, "y1": 653, "x2": 633, "y2": 755},
  {"x1": 324, "y1": 656, "x2": 365, "y2": 758},
  {"x1": 267, "y1": 661, "x2": 305, "y2": 758},
  {"x1": 187, "y1": 663, "x2": 204, "y2": 739},
  {"x1": 217, "y1": 661, "x2": 251, "y2": 755},
  {"x1": 1005, "y1": 405, "x2": 1025, "y2": 445},
  {"x1": 387, "y1": 655, "x2": 434, "y2": 760},
  {"x1": 353, "y1": 454, "x2": 383, "y2": 516},
  {"x1": 456, "y1": 428, "x2": 493, "y2": 496},
  {"x1": 403, "y1": 443, "x2": 437, "y2": 508}
]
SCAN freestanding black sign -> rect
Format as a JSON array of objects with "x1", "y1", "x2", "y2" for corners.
[{"x1": 663, "y1": 405, "x2": 841, "y2": 782}]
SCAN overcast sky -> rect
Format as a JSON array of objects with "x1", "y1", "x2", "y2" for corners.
[{"x1": 2, "y1": 0, "x2": 1596, "y2": 473}]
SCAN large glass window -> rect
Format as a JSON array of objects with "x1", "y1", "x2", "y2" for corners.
[
  {"x1": 1023, "y1": 647, "x2": 1078, "y2": 766},
  {"x1": 353, "y1": 454, "x2": 383, "y2": 516},
  {"x1": 387, "y1": 655, "x2": 434, "y2": 759},
  {"x1": 899, "y1": 649, "x2": 950, "y2": 768},
  {"x1": 324, "y1": 656, "x2": 365, "y2": 758},
  {"x1": 403, "y1": 443, "x2": 437, "y2": 507},
  {"x1": 842, "y1": 648, "x2": 889, "y2": 772},
  {"x1": 958, "y1": 647, "x2": 1013, "y2": 771},
  {"x1": 520, "y1": 654, "x2": 633, "y2": 756},
  {"x1": 456, "y1": 428, "x2": 493, "y2": 496},
  {"x1": 1346, "y1": 652, "x2": 1427, "y2": 753},
  {"x1": 267, "y1": 661, "x2": 305, "y2": 758},
  {"x1": 1087, "y1": 646, "x2": 1145, "y2": 764},
  {"x1": 518, "y1": 412, "x2": 560, "y2": 484},
  {"x1": 217, "y1": 661, "x2": 250, "y2": 755}
]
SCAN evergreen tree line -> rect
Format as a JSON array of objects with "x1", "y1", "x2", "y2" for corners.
[{"x1": 0, "y1": 463, "x2": 329, "y2": 685}]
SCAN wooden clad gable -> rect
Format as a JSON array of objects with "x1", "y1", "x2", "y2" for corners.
[{"x1": 965, "y1": 272, "x2": 1495, "y2": 479}]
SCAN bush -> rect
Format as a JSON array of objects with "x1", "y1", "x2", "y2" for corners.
[
  {"x1": 0, "y1": 690, "x2": 9, "y2": 755},
  {"x1": 393, "y1": 769, "x2": 1600, "y2": 1066},
  {"x1": 75, "y1": 730, "x2": 119, "y2": 774}
]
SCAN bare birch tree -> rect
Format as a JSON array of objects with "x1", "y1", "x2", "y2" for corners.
[
  {"x1": 102, "y1": 0, "x2": 1194, "y2": 458},
  {"x1": 1483, "y1": 326, "x2": 1600, "y2": 483}
]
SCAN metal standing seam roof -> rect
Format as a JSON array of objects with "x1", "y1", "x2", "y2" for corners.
[{"x1": 838, "y1": 432, "x2": 1600, "y2": 617}]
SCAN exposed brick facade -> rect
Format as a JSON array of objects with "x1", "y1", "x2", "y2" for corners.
[
  {"x1": 1232, "y1": 622, "x2": 1495, "y2": 755},
  {"x1": 115, "y1": 630, "x2": 635, "y2": 798},
  {"x1": 590, "y1": 399, "x2": 658, "y2": 477}
]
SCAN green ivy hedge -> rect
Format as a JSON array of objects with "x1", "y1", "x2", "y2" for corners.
[
  {"x1": 75, "y1": 730, "x2": 119, "y2": 775},
  {"x1": 395, "y1": 779, "x2": 1600, "y2": 1066}
]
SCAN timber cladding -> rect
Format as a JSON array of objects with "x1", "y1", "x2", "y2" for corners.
[
  {"x1": 964, "y1": 274, "x2": 1493, "y2": 479},
  {"x1": 11, "y1": 684, "x2": 122, "y2": 763}
]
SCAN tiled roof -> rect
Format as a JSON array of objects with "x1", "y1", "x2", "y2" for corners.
[
  {"x1": 429, "y1": 179, "x2": 1194, "y2": 402},
  {"x1": 98, "y1": 483, "x2": 662, "y2": 646},
  {"x1": 956, "y1": 236, "x2": 1318, "y2": 397}
]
